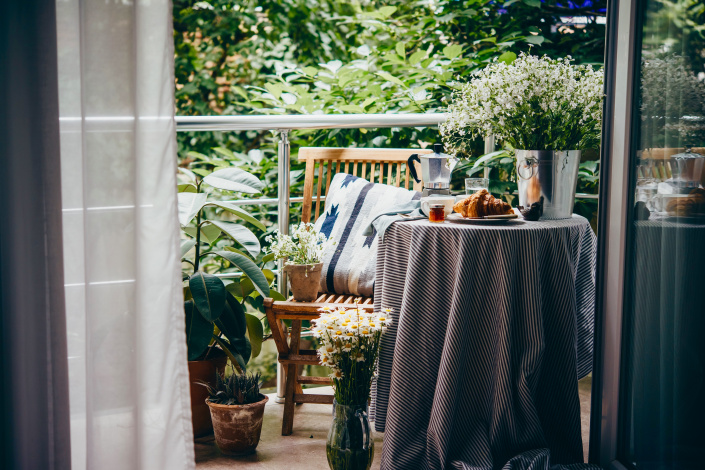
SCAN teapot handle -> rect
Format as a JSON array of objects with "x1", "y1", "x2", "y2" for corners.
[{"x1": 407, "y1": 154, "x2": 422, "y2": 183}]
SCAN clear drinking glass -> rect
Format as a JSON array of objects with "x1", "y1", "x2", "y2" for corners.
[{"x1": 465, "y1": 177, "x2": 489, "y2": 195}]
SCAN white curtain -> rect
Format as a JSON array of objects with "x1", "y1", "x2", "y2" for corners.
[{"x1": 56, "y1": 1, "x2": 195, "y2": 469}]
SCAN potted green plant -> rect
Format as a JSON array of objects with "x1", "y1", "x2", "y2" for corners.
[
  {"x1": 312, "y1": 305, "x2": 392, "y2": 470},
  {"x1": 441, "y1": 53, "x2": 604, "y2": 219},
  {"x1": 178, "y1": 166, "x2": 272, "y2": 437},
  {"x1": 198, "y1": 369, "x2": 268, "y2": 455},
  {"x1": 265, "y1": 222, "x2": 334, "y2": 301}
]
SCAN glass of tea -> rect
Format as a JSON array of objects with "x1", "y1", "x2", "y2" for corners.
[{"x1": 429, "y1": 204, "x2": 446, "y2": 223}]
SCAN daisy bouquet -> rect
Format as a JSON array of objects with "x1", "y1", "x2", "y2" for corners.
[{"x1": 312, "y1": 306, "x2": 392, "y2": 406}]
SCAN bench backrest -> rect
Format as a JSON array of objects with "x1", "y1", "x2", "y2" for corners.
[{"x1": 298, "y1": 147, "x2": 433, "y2": 223}]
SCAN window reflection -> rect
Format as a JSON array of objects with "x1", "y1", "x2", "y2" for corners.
[{"x1": 623, "y1": 1, "x2": 705, "y2": 469}]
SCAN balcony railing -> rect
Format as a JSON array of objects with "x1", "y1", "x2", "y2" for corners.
[{"x1": 174, "y1": 113, "x2": 599, "y2": 399}]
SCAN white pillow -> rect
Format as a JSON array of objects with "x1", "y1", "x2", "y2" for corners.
[{"x1": 314, "y1": 173, "x2": 420, "y2": 297}]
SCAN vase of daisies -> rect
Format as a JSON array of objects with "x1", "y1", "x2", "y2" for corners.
[
  {"x1": 266, "y1": 222, "x2": 334, "y2": 301},
  {"x1": 441, "y1": 53, "x2": 604, "y2": 219},
  {"x1": 312, "y1": 305, "x2": 393, "y2": 470}
]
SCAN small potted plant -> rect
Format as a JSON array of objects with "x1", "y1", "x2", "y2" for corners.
[
  {"x1": 312, "y1": 305, "x2": 393, "y2": 470},
  {"x1": 265, "y1": 222, "x2": 334, "y2": 301},
  {"x1": 199, "y1": 369, "x2": 268, "y2": 455}
]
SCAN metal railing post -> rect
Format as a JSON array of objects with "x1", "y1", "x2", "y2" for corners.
[
  {"x1": 483, "y1": 135, "x2": 495, "y2": 179},
  {"x1": 275, "y1": 129, "x2": 290, "y2": 403}
]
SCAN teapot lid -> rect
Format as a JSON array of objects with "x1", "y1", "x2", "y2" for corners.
[{"x1": 671, "y1": 145, "x2": 704, "y2": 160}]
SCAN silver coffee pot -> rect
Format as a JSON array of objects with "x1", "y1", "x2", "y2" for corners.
[
  {"x1": 408, "y1": 143, "x2": 459, "y2": 194},
  {"x1": 669, "y1": 146, "x2": 704, "y2": 191}
]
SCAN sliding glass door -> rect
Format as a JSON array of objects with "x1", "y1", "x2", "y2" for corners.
[{"x1": 594, "y1": 1, "x2": 705, "y2": 469}]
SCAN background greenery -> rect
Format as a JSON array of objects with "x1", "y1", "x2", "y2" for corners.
[{"x1": 173, "y1": 0, "x2": 608, "y2": 384}]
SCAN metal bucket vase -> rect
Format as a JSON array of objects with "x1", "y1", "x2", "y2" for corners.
[{"x1": 516, "y1": 150, "x2": 581, "y2": 220}]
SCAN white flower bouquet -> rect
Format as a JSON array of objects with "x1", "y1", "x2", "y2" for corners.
[
  {"x1": 312, "y1": 306, "x2": 392, "y2": 406},
  {"x1": 440, "y1": 53, "x2": 604, "y2": 154},
  {"x1": 265, "y1": 222, "x2": 334, "y2": 265}
]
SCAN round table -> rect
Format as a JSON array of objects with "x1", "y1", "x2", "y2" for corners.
[{"x1": 371, "y1": 215, "x2": 597, "y2": 470}]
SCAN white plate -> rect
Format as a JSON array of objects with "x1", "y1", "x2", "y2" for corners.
[{"x1": 446, "y1": 213, "x2": 523, "y2": 225}]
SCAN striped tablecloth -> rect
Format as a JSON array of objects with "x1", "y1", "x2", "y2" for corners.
[{"x1": 372, "y1": 215, "x2": 597, "y2": 470}]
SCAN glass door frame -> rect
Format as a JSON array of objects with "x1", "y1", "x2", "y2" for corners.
[{"x1": 590, "y1": 0, "x2": 641, "y2": 468}]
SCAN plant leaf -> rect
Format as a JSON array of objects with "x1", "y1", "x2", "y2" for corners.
[
  {"x1": 498, "y1": 51, "x2": 517, "y2": 65},
  {"x1": 180, "y1": 239, "x2": 197, "y2": 258},
  {"x1": 245, "y1": 313, "x2": 264, "y2": 358},
  {"x1": 269, "y1": 289, "x2": 286, "y2": 301},
  {"x1": 214, "y1": 250, "x2": 269, "y2": 297},
  {"x1": 189, "y1": 272, "x2": 226, "y2": 322},
  {"x1": 203, "y1": 168, "x2": 264, "y2": 194},
  {"x1": 239, "y1": 276, "x2": 255, "y2": 299},
  {"x1": 215, "y1": 296, "x2": 246, "y2": 339},
  {"x1": 185, "y1": 300, "x2": 214, "y2": 361},
  {"x1": 376, "y1": 72, "x2": 406, "y2": 88},
  {"x1": 178, "y1": 183, "x2": 197, "y2": 193},
  {"x1": 443, "y1": 44, "x2": 463, "y2": 59},
  {"x1": 200, "y1": 224, "x2": 222, "y2": 244},
  {"x1": 223, "y1": 246, "x2": 251, "y2": 259},
  {"x1": 209, "y1": 202, "x2": 266, "y2": 231},
  {"x1": 208, "y1": 221, "x2": 260, "y2": 257},
  {"x1": 473, "y1": 150, "x2": 511, "y2": 168},
  {"x1": 177, "y1": 192, "x2": 207, "y2": 226},
  {"x1": 212, "y1": 335, "x2": 247, "y2": 372},
  {"x1": 525, "y1": 35, "x2": 544, "y2": 45}
]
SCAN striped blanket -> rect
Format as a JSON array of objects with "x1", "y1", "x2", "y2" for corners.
[{"x1": 313, "y1": 173, "x2": 420, "y2": 297}]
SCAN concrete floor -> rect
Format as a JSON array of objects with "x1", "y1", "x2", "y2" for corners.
[{"x1": 195, "y1": 377, "x2": 592, "y2": 468}]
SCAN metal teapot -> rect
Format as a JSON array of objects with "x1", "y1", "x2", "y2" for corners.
[{"x1": 408, "y1": 143, "x2": 459, "y2": 190}]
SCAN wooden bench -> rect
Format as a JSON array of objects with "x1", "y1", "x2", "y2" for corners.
[{"x1": 264, "y1": 146, "x2": 430, "y2": 435}]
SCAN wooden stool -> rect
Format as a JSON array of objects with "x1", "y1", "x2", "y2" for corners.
[{"x1": 264, "y1": 295, "x2": 374, "y2": 435}]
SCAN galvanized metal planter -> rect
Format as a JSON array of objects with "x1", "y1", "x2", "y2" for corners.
[{"x1": 516, "y1": 150, "x2": 582, "y2": 220}]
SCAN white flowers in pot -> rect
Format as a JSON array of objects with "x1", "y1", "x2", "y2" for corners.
[
  {"x1": 265, "y1": 222, "x2": 334, "y2": 301},
  {"x1": 440, "y1": 53, "x2": 604, "y2": 153},
  {"x1": 441, "y1": 53, "x2": 605, "y2": 219}
]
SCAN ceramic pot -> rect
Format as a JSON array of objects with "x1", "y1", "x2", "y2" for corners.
[
  {"x1": 284, "y1": 263, "x2": 323, "y2": 302},
  {"x1": 188, "y1": 349, "x2": 227, "y2": 438},
  {"x1": 207, "y1": 394, "x2": 269, "y2": 455},
  {"x1": 326, "y1": 400, "x2": 374, "y2": 470}
]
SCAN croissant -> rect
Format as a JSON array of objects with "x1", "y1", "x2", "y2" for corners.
[
  {"x1": 666, "y1": 188, "x2": 705, "y2": 217},
  {"x1": 453, "y1": 189, "x2": 513, "y2": 218}
]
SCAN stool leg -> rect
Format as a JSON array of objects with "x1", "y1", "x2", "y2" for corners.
[
  {"x1": 282, "y1": 363, "x2": 297, "y2": 435},
  {"x1": 281, "y1": 320, "x2": 302, "y2": 435}
]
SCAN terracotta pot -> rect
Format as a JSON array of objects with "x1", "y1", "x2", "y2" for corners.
[
  {"x1": 207, "y1": 394, "x2": 269, "y2": 455},
  {"x1": 284, "y1": 263, "x2": 323, "y2": 302},
  {"x1": 188, "y1": 349, "x2": 227, "y2": 438}
]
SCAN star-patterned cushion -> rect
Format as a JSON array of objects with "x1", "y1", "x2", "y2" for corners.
[{"x1": 313, "y1": 172, "x2": 420, "y2": 297}]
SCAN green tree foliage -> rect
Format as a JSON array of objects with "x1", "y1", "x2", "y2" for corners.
[{"x1": 174, "y1": 0, "x2": 606, "y2": 226}]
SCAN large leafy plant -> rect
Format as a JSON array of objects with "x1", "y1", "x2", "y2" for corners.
[{"x1": 179, "y1": 166, "x2": 272, "y2": 371}]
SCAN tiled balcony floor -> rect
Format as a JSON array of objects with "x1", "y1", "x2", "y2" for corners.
[{"x1": 195, "y1": 377, "x2": 592, "y2": 469}]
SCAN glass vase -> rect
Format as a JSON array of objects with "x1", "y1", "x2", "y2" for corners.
[{"x1": 326, "y1": 400, "x2": 374, "y2": 470}]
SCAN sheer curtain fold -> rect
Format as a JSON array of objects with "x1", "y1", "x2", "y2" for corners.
[{"x1": 56, "y1": 0, "x2": 195, "y2": 469}]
